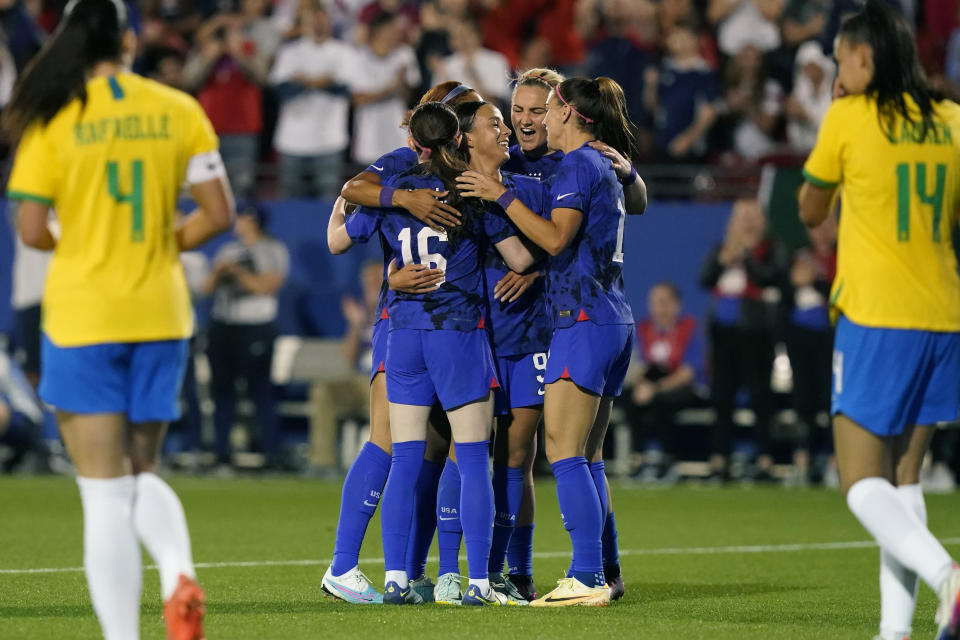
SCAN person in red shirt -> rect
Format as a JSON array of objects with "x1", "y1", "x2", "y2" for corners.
[{"x1": 622, "y1": 282, "x2": 706, "y2": 482}]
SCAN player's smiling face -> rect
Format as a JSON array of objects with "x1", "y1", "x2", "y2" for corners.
[
  {"x1": 467, "y1": 103, "x2": 511, "y2": 164},
  {"x1": 511, "y1": 84, "x2": 550, "y2": 152}
]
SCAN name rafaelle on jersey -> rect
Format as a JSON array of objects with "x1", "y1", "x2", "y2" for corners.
[{"x1": 74, "y1": 113, "x2": 171, "y2": 146}]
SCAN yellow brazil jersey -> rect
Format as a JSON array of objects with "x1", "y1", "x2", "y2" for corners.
[
  {"x1": 803, "y1": 94, "x2": 960, "y2": 332},
  {"x1": 7, "y1": 72, "x2": 218, "y2": 346}
]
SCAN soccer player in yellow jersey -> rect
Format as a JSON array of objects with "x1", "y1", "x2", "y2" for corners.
[
  {"x1": 3, "y1": 0, "x2": 233, "y2": 638},
  {"x1": 799, "y1": 3, "x2": 960, "y2": 639}
]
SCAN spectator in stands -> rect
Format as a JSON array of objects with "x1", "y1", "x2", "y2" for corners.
[
  {"x1": 414, "y1": 0, "x2": 457, "y2": 91},
  {"x1": 269, "y1": 1, "x2": 353, "y2": 198},
  {"x1": 621, "y1": 282, "x2": 706, "y2": 482},
  {"x1": 167, "y1": 251, "x2": 211, "y2": 464},
  {"x1": 785, "y1": 41, "x2": 834, "y2": 152},
  {"x1": 184, "y1": 2, "x2": 276, "y2": 200},
  {"x1": 945, "y1": 4, "x2": 960, "y2": 86},
  {"x1": 781, "y1": 0, "x2": 829, "y2": 47},
  {"x1": 0, "y1": 0, "x2": 43, "y2": 71},
  {"x1": 699, "y1": 198, "x2": 788, "y2": 481},
  {"x1": 719, "y1": 44, "x2": 783, "y2": 161},
  {"x1": 645, "y1": 21, "x2": 719, "y2": 161},
  {"x1": 432, "y1": 17, "x2": 511, "y2": 106},
  {"x1": 204, "y1": 203, "x2": 290, "y2": 470},
  {"x1": 348, "y1": 10, "x2": 420, "y2": 165},
  {"x1": 583, "y1": 0, "x2": 653, "y2": 143},
  {"x1": 306, "y1": 260, "x2": 382, "y2": 475},
  {"x1": 785, "y1": 215, "x2": 835, "y2": 485},
  {"x1": 481, "y1": 0, "x2": 584, "y2": 70},
  {"x1": 138, "y1": 45, "x2": 187, "y2": 89},
  {"x1": 709, "y1": 0, "x2": 784, "y2": 58}
]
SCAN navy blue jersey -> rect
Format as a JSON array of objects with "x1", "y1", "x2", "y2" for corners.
[
  {"x1": 546, "y1": 143, "x2": 634, "y2": 328},
  {"x1": 381, "y1": 169, "x2": 516, "y2": 331},
  {"x1": 343, "y1": 206, "x2": 393, "y2": 324},
  {"x1": 365, "y1": 146, "x2": 418, "y2": 178},
  {"x1": 344, "y1": 146, "x2": 420, "y2": 324},
  {"x1": 503, "y1": 144, "x2": 564, "y2": 182},
  {"x1": 483, "y1": 172, "x2": 552, "y2": 356}
]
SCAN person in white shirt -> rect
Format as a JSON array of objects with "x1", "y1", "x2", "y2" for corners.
[
  {"x1": 785, "y1": 41, "x2": 834, "y2": 152},
  {"x1": 432, "y1": 17, "x2": 511, "y2": 106},
  {"x1": 347, "y1": 11, "x2": 420, "y2": 165},
  {"x1": 269, "y1": 1, "x2": 354, "y2": 197}
]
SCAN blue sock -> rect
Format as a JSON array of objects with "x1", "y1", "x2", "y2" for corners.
[
  {"x1": 507, "y1": 524, "x2": 534, "y2": 575},
  {"x1": 488, "y1": 465, "x2": 524, "y2": 575},
  {"x1": 436, "y1": 458, "x2": 462, "y2": 576},
  {"x1": 589, "y1": 461, "x2": 610, "y2": 520},
  {"x1": 552, "y1": 456, "x2": 604, "y2": 587},
  {"x1": 455, "y1": 441, "x2": 494, "y2": 581},
  {"x1": 590, "y1": 461, "x2": 620, "y2": 571},
  {"x1": 602, "y1": 511, "x2": 621, "y2": 571},
  {"x1": 405, "y1": 458, "x2": 442, "y2": 578},
  {"x1": 331, "y1": 442, "x2": 391, "y2": 576},
  {"x1": 380, "y1": 440, "x2": 426, "y2": 574}
]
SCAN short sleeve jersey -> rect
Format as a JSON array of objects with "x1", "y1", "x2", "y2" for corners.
[
  {"x1": 342, "y1": 146, "x2": 420, "y2": 325},
  {"x1": 483, "y1": 172, "x2": 552, "y2": 356},
  {"x1": 803, "y1": 94, "x2": 960, "y2": 331},
  {"x1": 7, "y1": 72, "x2": 219, "y2": 346},
  {"x1": 378, "y1": 169, "x2": 515, "y2": 331},
  {"x1": 546, "y1": 143, "x2": 634, "y2": 328}
]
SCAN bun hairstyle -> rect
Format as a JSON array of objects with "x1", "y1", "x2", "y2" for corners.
[
  {"x1": 3, "y1": 0, "x2": 128, "y2": 141},
  {"x1": 400, "y1": 81, "x2": 481, "y2": 129},
  {"x1": 553, "y1": 76, "x2": 641, "y2": 163},
  {"x1": 514, "y1": 67, "x2": 565, "y2": 92},
  {"x1": 839, "y1": 0, "x2": 942, "y2": 141},
  {"x1": 407, "y1": 102, "x2": 479, "y2": 239}
]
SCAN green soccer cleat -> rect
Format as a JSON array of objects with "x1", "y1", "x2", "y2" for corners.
[{"x1": 433, "y1": 572, "x2": 463, "y2": 605}]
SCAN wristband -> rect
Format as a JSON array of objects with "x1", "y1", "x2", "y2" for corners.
[
  {"x1": 379, "y1": 186, "x2": 397, "y2": 208},
  {"x1": 496, "y1": 189, "x2": 517, "y2": 210},
  {"x1": 619, "y1": 166, "x2": 638, "y2": 187}
]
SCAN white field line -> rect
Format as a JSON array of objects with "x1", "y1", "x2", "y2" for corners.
[{"x1": 2, "y1": 537, "x2": 960, "y2": 576}]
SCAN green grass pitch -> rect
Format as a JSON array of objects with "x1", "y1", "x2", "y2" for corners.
[{"x1": 1, "y1": 476, "x2": 958, "y2": 639}]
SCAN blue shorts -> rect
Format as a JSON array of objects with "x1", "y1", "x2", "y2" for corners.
[
  {"x1": 370, "y1": 319, "x2": 388, "y2": 383},
  {"x1": 40, "y1": 335, "x2": 189, "y2": 423},
  {"x1": 386, "y1": 328, "x2": 498, "y2": 410},
  {"x1": 494, "y1": 352, "x2": 548, "y2": 415},
  {"x1": 544, "y1": 321, "x2": 633, "y2": 397},
  {"x1": 832, "y1": 316, "x2": 960, "y2": 437}
]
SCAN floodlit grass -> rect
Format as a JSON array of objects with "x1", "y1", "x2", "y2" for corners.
[{"x1": 1, "y1": 475, "x2": 957, "y2": 639}]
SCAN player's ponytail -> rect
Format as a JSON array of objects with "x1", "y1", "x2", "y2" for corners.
[
  {"x1": 839, "y1": 0, "x2": 942, "y2": 141},
  {"x1": 2, "y1": 0, "x2": 128, "y2": 142},
  {"x1": 554, "y1": 77, "x2": 641, "y2": 163},
  {"x1": 408, "y1": 102, "x2": 479, "y2": 238}
]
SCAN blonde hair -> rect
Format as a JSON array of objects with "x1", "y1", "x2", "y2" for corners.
[{"x1": 513, "y1": 67, "x2": 565, "y2": 92}]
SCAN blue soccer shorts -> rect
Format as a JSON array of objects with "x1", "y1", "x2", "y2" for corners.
[{"x1": 544, "y1": 321, "x2": 633, "y2": 397}]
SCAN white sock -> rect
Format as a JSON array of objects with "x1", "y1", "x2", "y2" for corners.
[
  {"x1": 469, "y1": 578, "x2": 490, "y2": 594},
  {"x1": 847, "y1": 478, "x2": 954, "y2": 591},
  {"x1": 879, "y1": 484, "x2": 926, "y2": 637},
  {"x1": 132, "y1": 472, "x2": 196, "y2": 600},
  {"x1": 385, "y1": 570, "x2": 407, "y2": 588},
  {"x1": 76, "y1": 476, "x2": 142, "y2": 640}
]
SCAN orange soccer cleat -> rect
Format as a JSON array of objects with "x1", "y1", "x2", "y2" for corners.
[{"x1": 163, "y1": 574, "x2": 206, "y2": 640}]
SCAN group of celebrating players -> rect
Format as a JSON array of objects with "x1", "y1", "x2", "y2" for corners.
[
  {"x1": 6, "y1": 0, "x2": 960, "y2": 637},
  {"x1": 323, "y1": 67, "x2": 645, "y2": 607}
]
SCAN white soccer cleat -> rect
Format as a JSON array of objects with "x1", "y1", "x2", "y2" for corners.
[
  {"x1": 434, "y1": 572, "x2": 463, "y2": 605},
  {"x1": 321, "y1": 565, "x2": 383, "y2": 604}
]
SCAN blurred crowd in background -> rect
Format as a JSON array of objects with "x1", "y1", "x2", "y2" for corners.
[
  {"x1": 5, "y1": 0, "x2": 960, "y2": 197},
  {"x1": 1, "y1": 0, "x2": 958, "y2": 488}
]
